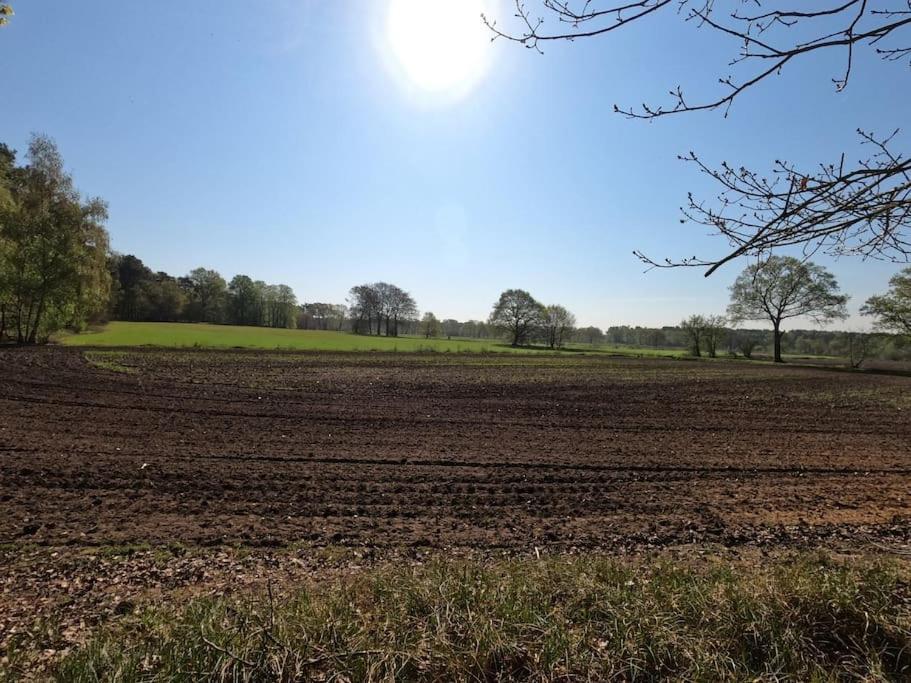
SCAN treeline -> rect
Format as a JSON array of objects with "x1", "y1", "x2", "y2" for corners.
[
  {"x1": 110, "y1": 255, "x2": 299, "y2": 328},
  {"x1": 422, "y1": 318, "x2": 606, "y2": 345},
  {"x1": 110, "y1": 254, "x2": 360, "y2": 332},
  {"x1": 602, "y1": 324, "x2": 911, "y2": 361},
  {"x1": 4, "y1": 136, "x2": 910, "y2": 361}
]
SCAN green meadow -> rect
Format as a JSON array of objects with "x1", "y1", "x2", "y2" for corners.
[{"x1": 59, "y1": 321, "x2": 686, "y2": 356}]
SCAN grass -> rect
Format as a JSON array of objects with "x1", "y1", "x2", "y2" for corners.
[
  {"x1": 45, "y1": 553, "x2": 911, "y2": 682},
  {"x1": 82, "y1": 351, "x2": 138, "y2": 374},
  {"x1": 60, "y1": 321, "x2": 688, "y2": 357},
  {"x1": 61, "y1": 322, "x2": 543, "y2": 353}
]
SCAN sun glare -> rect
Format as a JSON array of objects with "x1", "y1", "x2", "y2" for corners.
[{"x1": 385, "y1": 0, "x2": 494, "y2": 97}]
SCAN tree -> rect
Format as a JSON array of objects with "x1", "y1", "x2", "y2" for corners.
[
  {"x1": 185, "y1": 267, "x2": 227, "y2": 323},
  {"x1": 384, "y1": 284, "x2": 418, "y2": 337},
  {"x1": 0, "y1": 5, "x2": 12, "y2": 28},
  {"x1": 727, "y1": 256, "x2": 848, "y2": 363},
  {"x1": 0, "y1": 143, "x2": 14, "y2": 209},
  {"x1": 487, "y1": 2, "x2": 911, "y2": 273},
  {"x1": 347, "y1": 282, "x2": 417, "y2": 336},
  {"x1": 542, "y1": 304, "x2": 576, "y2": 349},
  {"x1": 489, "y1": 289, "x2": 544, "y2": 347},
  {"x1": 575, "y1": 326, "x2": 604, "y2": 345},
  {"x1": 680, "y1": 315, "x2": 706, "y2": 357},
  {"x1": 106, "y1": 255, "x2": 188, "y2": 323},
  {"x1": 841, "y1": 331, "x2": 878, "y2": 369},
  {"x1": 734, "y1": 331, "x2": 759, "y2": 360},
  {"x1": 228, "y1": 275, "x2": 260, "y2": 326},
  {"x1": 260, "y1": 284, "x2": 297, "y2": 329},
  {"x1": 0, "y1": 135, "x2": 111, "y2": 343},
  {"x1": 146, "y1": 273, "x2": 185, "y2": 322},
  {"x1": 274, "y1": 285, "x2": 298, "y2": 328},
  {"x1": 703, "y1": 315, "x2": 727, "y2": 358},
  {"x1": 421, "y1": 312, "x2": 441, "y2": 339},
  {"x1": 441, "y1": 318, "x2": 461, "y2": 339},
  {"x1": 111, "y1": 254, "x2": 154, "y2": 320},
  {"x1": 298, "y1": 302, "x2": 346, "y2": 331},
  {"x1": 862, "y1": 267, "x2": 911, "y2": 336},
  {"x1": 348, "y1": 284, "x2": 380, "y2": 335}
]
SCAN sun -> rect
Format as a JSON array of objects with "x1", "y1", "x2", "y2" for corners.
[{"x1": 385, "y1": 0, "x2": 495, "y2": 96}]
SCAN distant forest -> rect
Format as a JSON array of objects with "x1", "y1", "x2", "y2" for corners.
[{"x1": 105, "y1": 253, "x2": 911, "y2": 361}]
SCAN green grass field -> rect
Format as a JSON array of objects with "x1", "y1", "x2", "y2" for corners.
[{"x1": 60, "y1": 322, "x2": 687, "y2": 356}]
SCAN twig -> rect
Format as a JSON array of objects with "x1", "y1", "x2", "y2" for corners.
[
  {"x1": 201, "y1": 633, "x2": 256, "y2": 669},
  {"x1": 302, "y1": 649, "x2": 386, "y2": 667}
]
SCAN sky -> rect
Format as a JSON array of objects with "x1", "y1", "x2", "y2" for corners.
[{"x1": 2, "y1": 1, "x2": 909, "y2": 330}]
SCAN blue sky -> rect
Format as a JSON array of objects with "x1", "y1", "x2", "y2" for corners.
[{"x1": 2, "y1": 1, "x2": 909, "y2": 329}]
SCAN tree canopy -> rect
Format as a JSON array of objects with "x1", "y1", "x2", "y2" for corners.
[
  {"x1": 862, "y1": 267, "x2": 911, "y2": 336},
  {"x1": 542, "y1": 304, "x2": 576, "y2": 349},
  {"x1": 348, "y1": 282, "x2": 418, "y2": 337},
  {"x1": 107, "y1": 254, "x2": 301, "y2": 329},
  {"x1": 0, "y1": 135, "x2": 111, "y2": 343},
  {"x1": 489, "y1": 289, "x2": 545, "y2": 347},
  {"x1": 727, "y1": 256, "x2": 848, "y2": 362},
  {"x1": 421, "y1": 312, "x2": 441, "y2": 339}
]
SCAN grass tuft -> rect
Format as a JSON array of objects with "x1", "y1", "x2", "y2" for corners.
[{"x1": 52, "y1": 554, "x2": 911, "y2": 681}]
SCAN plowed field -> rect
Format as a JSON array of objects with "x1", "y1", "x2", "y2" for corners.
[{"x1": 3, "y1": 347, "x2": 909, "y2": 551}]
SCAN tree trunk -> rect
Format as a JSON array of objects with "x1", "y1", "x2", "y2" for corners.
[
  {"x1": 773, "y1": 324, "x2": 783, "y2": 363},
  {"x1": 28, "y1": 294, "x2": 47, "y2": 344},
  {"x1": 18, "y1": 298, "x2": 34, "y2": 345}
]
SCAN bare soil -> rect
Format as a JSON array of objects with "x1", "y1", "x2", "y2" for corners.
[{"x1": 1, "y1": 346, "x2": 910, "y2": 667}]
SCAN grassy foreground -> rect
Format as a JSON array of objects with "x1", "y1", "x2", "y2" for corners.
[
  {"x1": 46, "y1": 554, "x2": 911, "y2": 681},
  {"x1": 60, "y1": 321, "x2": 685, "y2": 356}
]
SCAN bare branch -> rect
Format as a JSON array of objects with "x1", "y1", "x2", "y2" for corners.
[
  {"x1": 490, "y1": 1, "x2": 909, "y2": 115},
  {"x1": 634, "y1": 131, "x2": 911, "y2": 273}
]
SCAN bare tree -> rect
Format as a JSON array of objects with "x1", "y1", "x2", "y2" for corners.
[
  {"x1": 734, "y1": 331, "x2": 759, "y2": 359},
  {"x1": 486, "y1": 2, "x2": 911, "y2": 273},
  {"x1": 680, "y1": 314, "x2": 706, "y2": 357},
  {"x1": 703, "y1": 315, "x2": 728, "y2": 358},
  {"x1": 843, "y1": 331, "x2": 878, "y2": 369},
  {"x1": 727, "y1": 256, "x2": 848, "y2": 362},
  {"x1": 543, "y1": 304, "x2": 576, "y2": 349}
]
